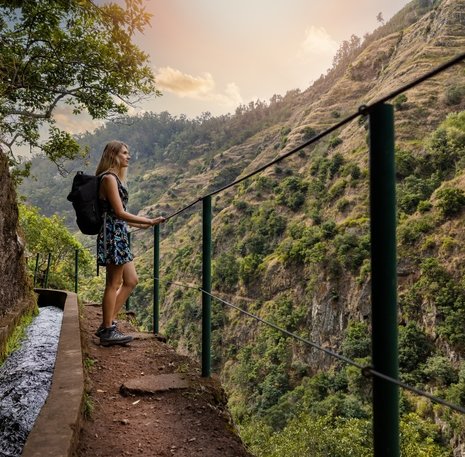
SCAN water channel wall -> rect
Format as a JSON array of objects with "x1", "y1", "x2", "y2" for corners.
[{"x1": 21, "y1": 288, "x2": 84, "y2": 457}]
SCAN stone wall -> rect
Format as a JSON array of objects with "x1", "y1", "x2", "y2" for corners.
[{"x1": 0, "y1": 148, "x2": 35, "y2": 356}]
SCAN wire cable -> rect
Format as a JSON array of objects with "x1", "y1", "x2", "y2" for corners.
[
  {"x1": 156, "y1": 277, "x2": 465, "y2": 415},
  {"x1": 200, "y1": 288, "x2": 465, "y2": 415}
]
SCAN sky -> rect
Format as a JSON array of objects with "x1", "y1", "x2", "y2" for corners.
[{"x1": 58, "y1": 0, "x2": 412, "y2": 134}]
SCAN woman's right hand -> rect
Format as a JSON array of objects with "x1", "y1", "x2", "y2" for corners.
[{"x1": 151, "y1": 216, "x2": 166, "y2": 225}]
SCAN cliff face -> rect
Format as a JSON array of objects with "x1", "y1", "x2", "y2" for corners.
[{"x1": 0, "y1": 149, "x2": 35, "y2": 356}]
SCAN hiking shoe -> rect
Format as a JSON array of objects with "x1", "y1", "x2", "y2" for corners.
[
  {"x1": 94, "y1": 320, "x2": 117, "y2": 337},
  {"x1": 99, "y1": 325, "x2": 133, "y2": 346}
]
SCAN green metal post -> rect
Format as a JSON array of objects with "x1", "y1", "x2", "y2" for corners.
[
  {"x1": 202, "y1": 196, "x2": 212, "y2": 377},
  {"x1": 33, "y1": 253, "x2": 40, "y2": 287},
  {"x1": 369, "y1": 103, "x2": 399, "y2": 457},
  {"x1": 153, "y1": 224, "x2": 160, "y2": 334},
  {"x1": 75, "y1": 249, "x2": 79, "y2": 294},
  {"x1": 44, "y1": 252, "x2": 52, "y2": 288},
  {"x1": 126, "y1": 232, "x2": 131, "y2": 310}
]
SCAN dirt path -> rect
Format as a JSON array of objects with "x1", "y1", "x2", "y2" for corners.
[{"x1": 74, "y1": 304, "x2": 253, "y2": 457}]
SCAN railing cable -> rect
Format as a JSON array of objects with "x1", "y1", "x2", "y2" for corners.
[
  {"x1": 200, "y1": 287, "x2": 465, "y2": 416},
  {"x1": 154, "y1": 275, "x2": 465, "y2": 415}
]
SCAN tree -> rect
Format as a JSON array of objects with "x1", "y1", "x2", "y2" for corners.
[{"x1": 0, "y1": 0, "x2": 158, "y2": 170}]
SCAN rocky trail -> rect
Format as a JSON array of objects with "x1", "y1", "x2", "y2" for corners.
[{"x1": 74, "y1": 303, "x2": 252, "y2": 457}]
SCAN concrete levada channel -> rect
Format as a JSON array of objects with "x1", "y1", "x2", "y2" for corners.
[{"x1": 0, "y1": 306, "x2": 63, "y2": 457}]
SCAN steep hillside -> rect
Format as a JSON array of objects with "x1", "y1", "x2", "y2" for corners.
[{"x1": 18, "y1": 0, "x2": 465, "y2": 454}]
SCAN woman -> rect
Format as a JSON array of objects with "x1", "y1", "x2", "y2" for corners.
[{"x1": 95, "y1": 140, "x2": 165, "y2": 346}]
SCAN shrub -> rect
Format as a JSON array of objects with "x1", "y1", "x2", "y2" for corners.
[
  {"x1": 302, "y1": 126, "x2": 317, "y2": 141},
  {"x1": 329, "y1": 136, "x2": 343, "y2": 149},
  {"x1": 398, "y1": 323, "x2": 433, "y2": 374},
  {"x1": 393, "y1": 93, "x2": 408, "y2": 111},
  {"x1": 275, "y1": 176, "x2": 307, "y2": 211},
  {"x1": 213, "y1": 253, "x2": 240, "y2": 291},
  {"x1": 435, "y1": 187, "x2": 465, "y2": 218},
  {"x1": 395, "y1": 148, "x2": 416, "y2": 179},
  {"x1": 444, "y1": 85, "x2": 464, "y2": 106},
  {"x1": 397, "y1": 216, "x2": 434, "y2": 245},
  {"x1": 333, "y1": 232, "x2": 370, "y2": 272},
  {"x1": 417, "y1": 200, "x2": 432, "y2": 213},
  {"x1": 341, "y1": 321, "x2": 371, "y2": 359},
  {"x1": 238, "y1": 254, "x2": 262, "y2": 284},
  {"x1": 397, "y1": 175, "x2": 440, "y2": 214},
  {"x1": 421, "y1": 356, "x2": 458, "y2": 386}
]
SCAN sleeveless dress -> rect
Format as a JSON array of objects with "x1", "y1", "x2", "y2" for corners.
[{"x1": 96, "y1": 173, "x2": 134, "y2": 266}]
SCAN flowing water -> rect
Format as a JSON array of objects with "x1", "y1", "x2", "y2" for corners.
[{"x1": 0, "y1": 306, "x2": 63, "y2": 457}]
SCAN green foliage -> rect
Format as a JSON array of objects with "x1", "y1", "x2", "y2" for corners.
[
  {"x1": 0, "y1": 0, "x2": 156, "y2": 165},
  {"x1": 328, "y1": 136, "x2": 343, "y2": 149},
  {"x1": 213, "y1": 253, "x2": 239, "y2": 291},
  {"x1": 397, "y1": 215, "x2": 434, "y2": 245},
  {"x1": 402, "y1": 258, "x2": 465, "y2": 351},
  {"x1": 302, "y1": 126, "x2": 317, "y2": 141},
  {"x1": 341, "y1": 162, "x2": 362, "y2": 180},
  {"x1": 393, "y1": 93, "x2": 408, "y2": 111},
  {"x1": 275, "y1": 176, "x2": 307, "y2": 211},
  {"x1": 230, "y1": 297, "x2": 304, "y2": 419},
  {"x1": 0, "y1": 307, "x2": 37, "y2": 364},
  {"x1": 422, "y1": 356, "x2": 458, "y2": 386},
  {"x1": 395, "y1": 148, "x2": 417, "y2": 179},
  {"x1": 236, "y1": 205, "x2": 286, "y2": 276},
  {"x1": 444, "y1": 86, "x2": 465, "y2": 106},
  {"x1": 446, "y1": 363, "x2": 465, "y2": 407},
  {"x1": 333, "y1": 231, "x2": 370, "y2": 272},
  {"x1": 398, "y1": 323, "x2": 433, "y2": 382},
  {"x1": 310, "y1": 153, "x2": 345, "y2": 182},
  {"x1": 396, "y1": 112, "x2": 465, "y2": 217},
  {"x1": 238, "y1": 254, "x2": 262, "y2": 284},
  {"x1": 400, "y1": 413, "x2": 451, "y2": 457},
  {"x1": 435, "y1": 187, "x2": 465, "y2": 218},
  {"x1": 397, "y1": 175, "x2": 440, "y2": 214},
  {"x1": 19, "y1": 204, "x2": 94, "y2": 292},
  {"x1": 277, "y1": 223, "x2": 328, "y2": 265},
  {"x1": 341, "y1": 321, "x2": 371, "y2": 359},
  {"x1": 244, "y1": 413, "x2": 372, "y2": 457}
]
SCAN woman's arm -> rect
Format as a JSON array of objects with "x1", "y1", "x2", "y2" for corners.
[
  {"x1": 128, "y1": 218, "x2": 164, "y2": 228},
  {"x1": 101, "y1": 175, "x2": 165, "y2": 226}
]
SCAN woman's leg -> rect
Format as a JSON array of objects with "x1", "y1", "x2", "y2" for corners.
[
  {"x1": 113, "y1": 261, "x2": 138, "y2": 321},
  {"x1": 101, "y1": 263, "x2": 125, "y2": 328}
]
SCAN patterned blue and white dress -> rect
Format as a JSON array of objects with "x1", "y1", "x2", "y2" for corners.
[{"x1": 97, "y1": 174, "x2": 134, "y2": 266}]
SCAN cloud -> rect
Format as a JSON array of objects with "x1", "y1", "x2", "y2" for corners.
[
  {"x1": 53, "y1": 106, "x2": 102, "y2": 134},
  {"x1": 299, "y1": 26, "x2": 339, "y2": 58},
  {"x1": 155, "y1": 66, "x2": 215, "y2": 96},
  {"x1": 155, "y1": 66, "x2": 243, "y2": 108}
]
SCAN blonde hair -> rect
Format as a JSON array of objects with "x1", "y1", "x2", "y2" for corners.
[{"x1": 95, "y1": 140, "x2": 129, "y2": 182}]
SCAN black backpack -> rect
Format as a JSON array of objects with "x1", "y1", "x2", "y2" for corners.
[{"x1": 67, "y1": 171, "x2": 104, "y2": 235}]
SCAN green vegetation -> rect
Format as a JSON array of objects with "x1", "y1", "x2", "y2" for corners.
[
  {"x1": 0, "y1": 307, "x2": 38, "y2": 365},
  {"x1": 18, "y1": 204, "x2": 98, "y2": 301},
  {"x1": 1, "y1": 0, "x2": 156, "y2": 171}
]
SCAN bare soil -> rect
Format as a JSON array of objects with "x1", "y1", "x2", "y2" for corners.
[{"x1": 74, "y1": 304, "x2": 253, "y2": 457}]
